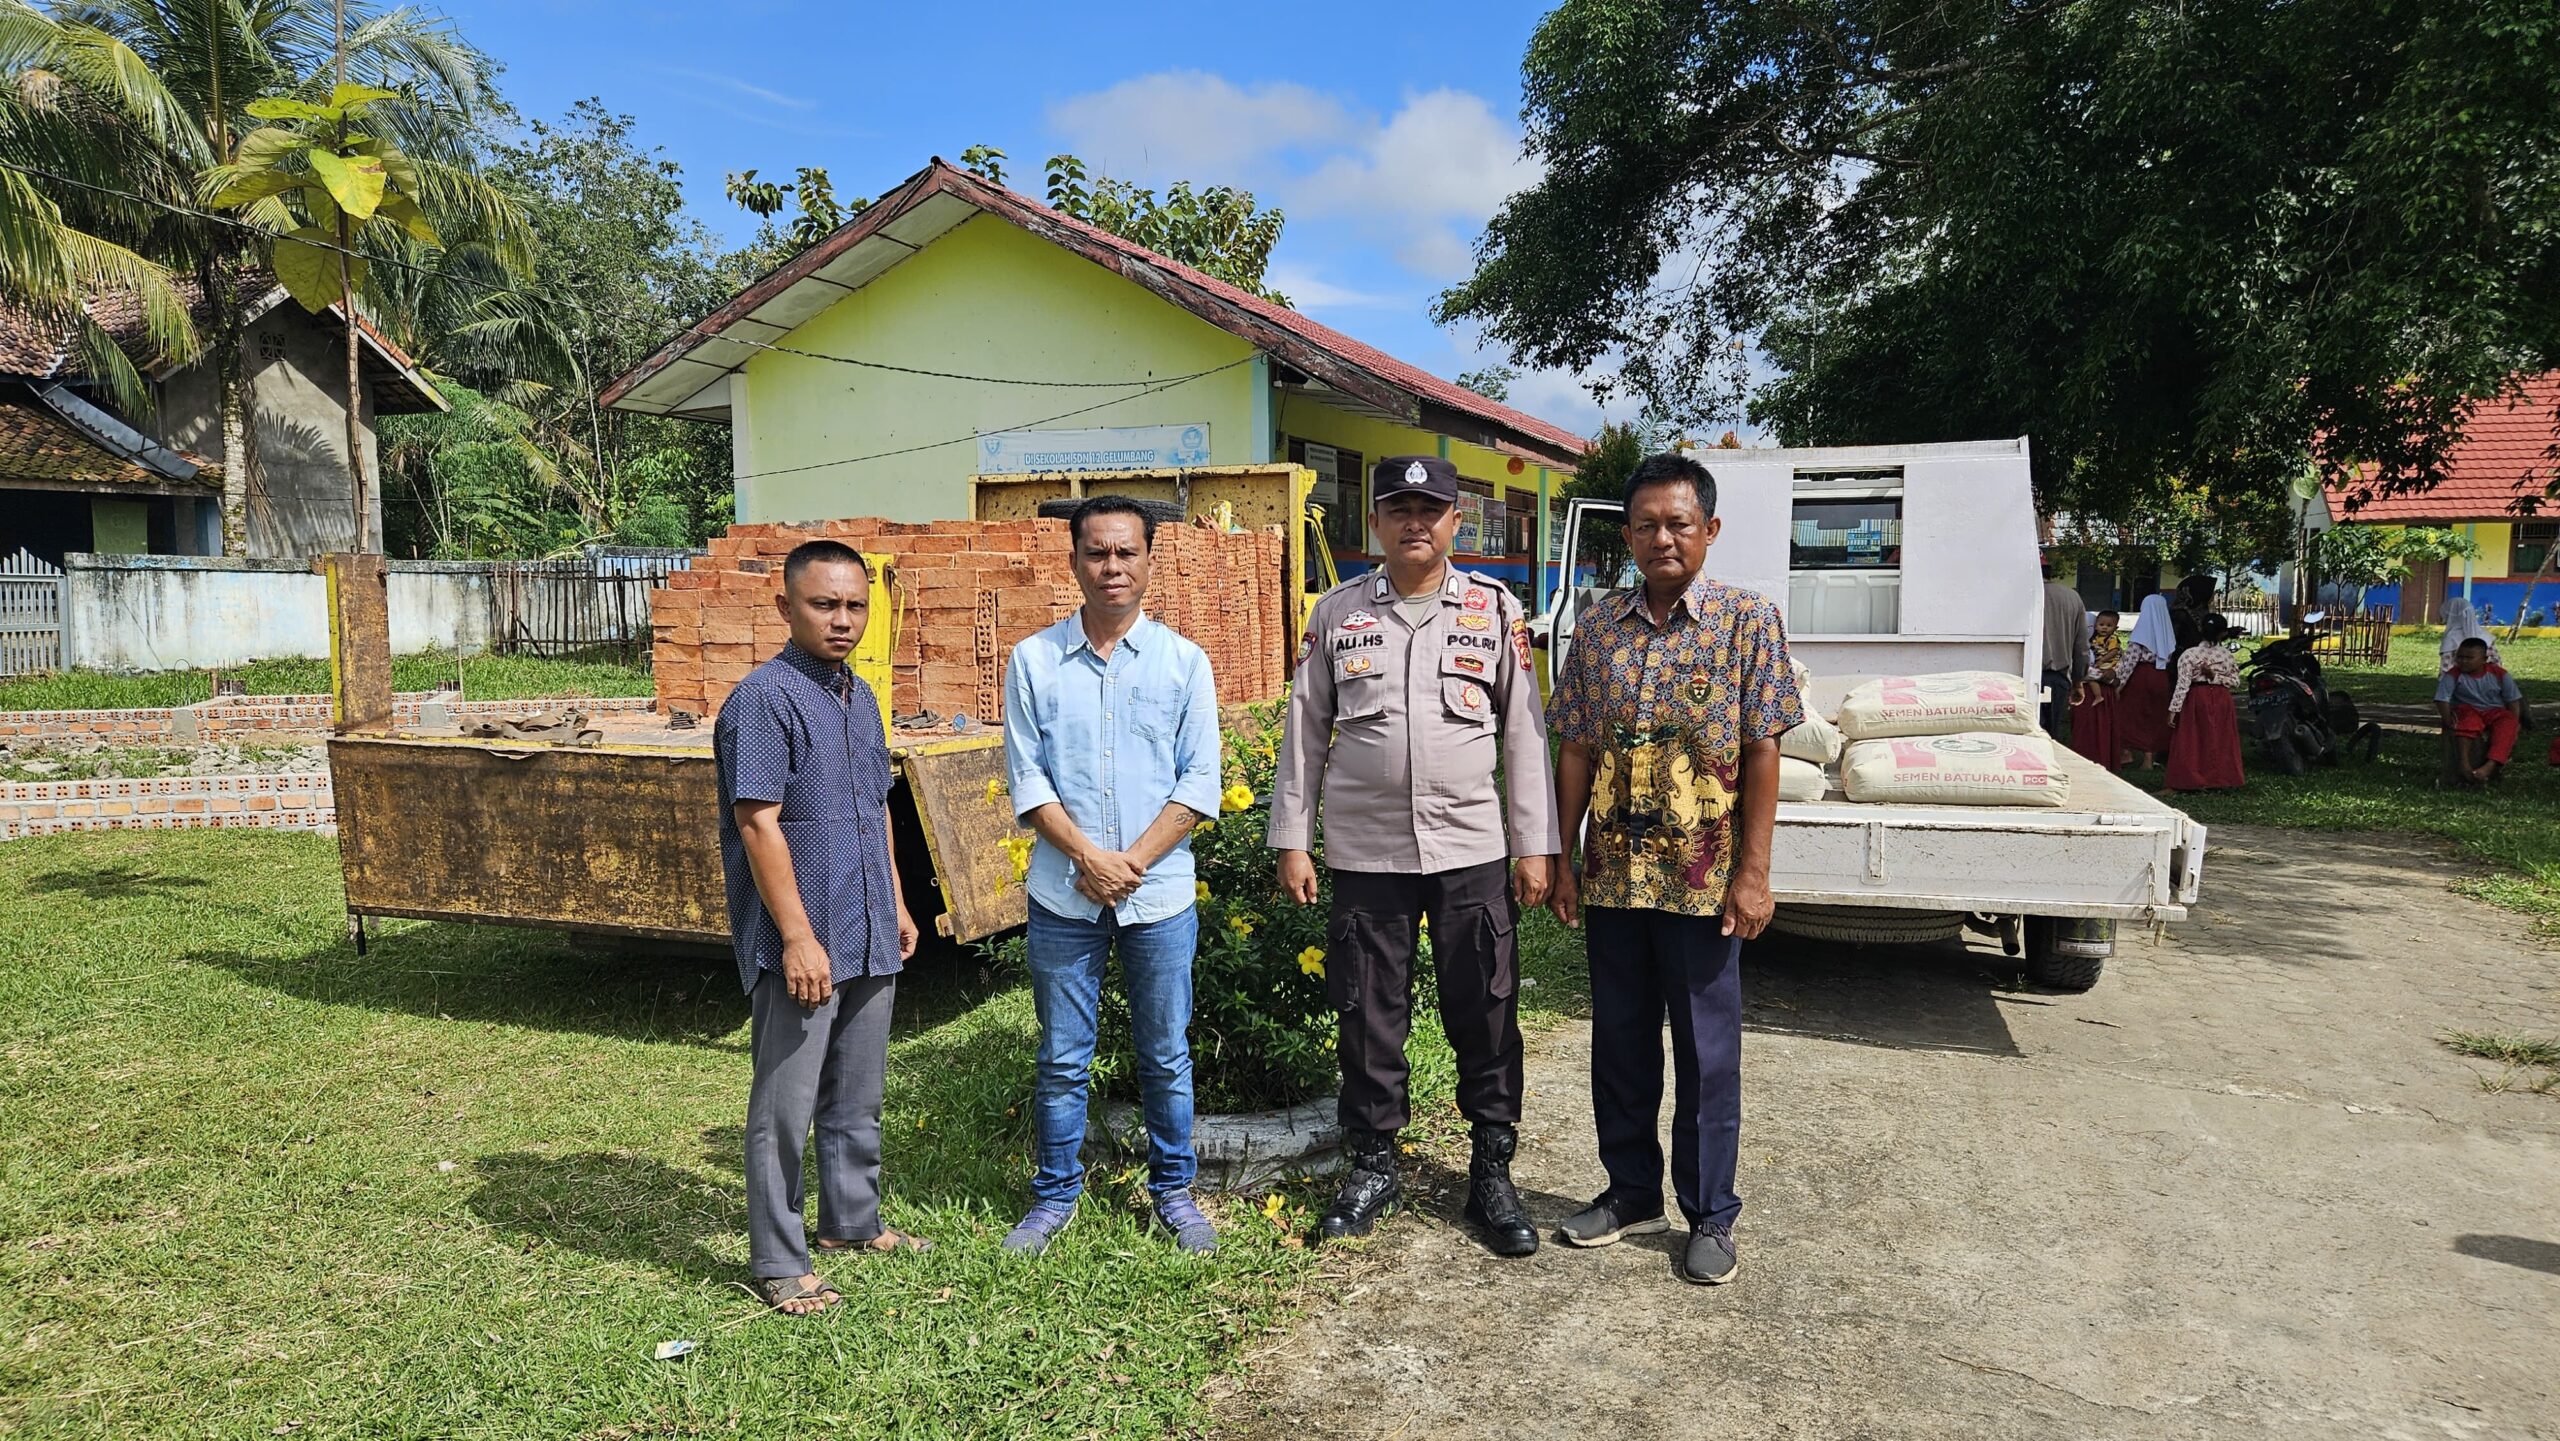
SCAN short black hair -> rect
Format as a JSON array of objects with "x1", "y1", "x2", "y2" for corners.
[
  {"x1": 782, "y1": 539, "x2": 869, "y2": 592},
  {"x1": 1623, "y1": 453, "x2": 1717, "y2": 520},
  {"x1": 2457, "y1": 636, "x2": 2490, "y2": 654},
  {"x1": 1069, "y1": 494, "x2": 1158, "y2": 548}
]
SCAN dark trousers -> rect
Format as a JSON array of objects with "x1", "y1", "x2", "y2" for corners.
[
  {"x1": 745, "y1": 969, "x2": 897, "y2": 1278},
  {"x1": 2040, "y1": 667, "x2": 2076, "y2": 742},
  {"x1": 1327, "y1": 859, "x2": 1522, "y2": 1133},
  {"x1": 1584, "y1": 905, "x2": 1744, "y2": 1229}
]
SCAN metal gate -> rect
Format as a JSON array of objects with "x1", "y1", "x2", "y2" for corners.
[
  {"x1": 0, "y1": 549, "x2": 64, "y2": 676},
  {"x1": 487, "y1": 550, "x2": 691, "y2": 662}
]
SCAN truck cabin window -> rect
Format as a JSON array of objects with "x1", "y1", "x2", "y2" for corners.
[{"x1": 1789, "y1": 471, "x2": 1904, "y2": 635}]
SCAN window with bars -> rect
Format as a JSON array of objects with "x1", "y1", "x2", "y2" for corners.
[{"x1": 2514, "y1": 521, "x2": 2557, "y2": 577}]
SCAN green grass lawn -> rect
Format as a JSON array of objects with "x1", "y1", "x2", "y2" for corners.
[
  {"x1": 2160, "y1": 629, "x2": 2560, "y2": 935},
  {"x1": 0, "y1": 830, "x2": 1589, "y2": 1440},
  {"x1": 0, "y1": 649, "x2": 653, "y2": 712}
]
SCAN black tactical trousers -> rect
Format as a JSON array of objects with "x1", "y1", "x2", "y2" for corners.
[{"x1": 1326, "y1": 858, "x2": 1523, "y2": 1133}]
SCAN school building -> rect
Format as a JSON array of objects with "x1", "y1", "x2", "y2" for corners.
[{"x1": 600, "y1": 159, "x2": 1586, "y2": 605}]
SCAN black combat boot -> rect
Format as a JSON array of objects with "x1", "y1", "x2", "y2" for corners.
[
  {"x1": 1463, "y1": 1122, "x2": 1539, "y2": 1257},
  {"x1": 1319, "y1": 1128, "x2": 1402, "y2": 1240}
]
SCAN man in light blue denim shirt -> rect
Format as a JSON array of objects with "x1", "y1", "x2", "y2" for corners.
[{"x1": 1001, "y1": 496, "x2": 1223, "y2": 1255}]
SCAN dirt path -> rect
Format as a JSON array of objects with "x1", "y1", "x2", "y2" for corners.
[{"x1": 1212, "y1": 826, "x2": 2560, "y2": 1440}]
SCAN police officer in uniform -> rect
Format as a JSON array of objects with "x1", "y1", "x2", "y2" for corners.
[{"x1": 1268, "y1": 454, "x2": 1560, "y2": 1256}]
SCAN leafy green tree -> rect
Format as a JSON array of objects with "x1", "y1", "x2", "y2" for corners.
[
  {"x1": 1455, "y1": 363, "x2": 1516, "y2": 403},
  {"x1": 204, "y1": 82, "x2": 443, "y2": 548},
  {"x1": 1440, "y1": 0, "x2": 2560, "y2": 525},
  {"x1": 725, "y1": 150, "x2": 1293, "y2": 303},
  {"x1": 1043, "y1": 153, "x2": 1287, "y2": 303},
  {"x1": 21, "y1": 0, "x2": 516, "y2": 553},
  {"x1": 0, "y1": 1, "x2": 202, "y2": 413}
]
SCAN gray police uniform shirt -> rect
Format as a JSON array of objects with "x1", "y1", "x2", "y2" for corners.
[{"x1": 1268, "y1": 568, "x2": 1562, "y2": 873}]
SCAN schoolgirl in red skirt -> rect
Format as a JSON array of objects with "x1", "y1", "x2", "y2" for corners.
[
  {"x1": 2114, "y1": 594, "x2": 2177, "y2": 768},
  {"x1": 2167, "y1": 613, "x2": 2246, "y2": 791}
]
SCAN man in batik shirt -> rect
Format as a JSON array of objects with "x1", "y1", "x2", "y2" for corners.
[{"x1": 1547, "y1": 453, "x2": 1803, "y2": 1287}]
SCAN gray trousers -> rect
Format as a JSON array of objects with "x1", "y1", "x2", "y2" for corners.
[{"x1": 746, "y1": 968, "x2": 897, "y2": 1278}]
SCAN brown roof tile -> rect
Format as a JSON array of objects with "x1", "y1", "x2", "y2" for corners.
[{"x1": 0, "y1": 395, "x2": 218, "y2": 491}]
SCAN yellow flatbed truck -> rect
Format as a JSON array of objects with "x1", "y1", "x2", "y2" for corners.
[{"x1": 323, "y1": 464, "x2": 1312, "y2": 951}]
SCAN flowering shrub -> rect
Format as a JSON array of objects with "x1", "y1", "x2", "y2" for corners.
[{"x1": 1098, "y1": 696, "x2": 1339, "y2": 1112}]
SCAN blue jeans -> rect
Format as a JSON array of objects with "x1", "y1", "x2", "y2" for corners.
[{"x1": 1025, "y1": 899, "x2": 1198, "y2": 1204}]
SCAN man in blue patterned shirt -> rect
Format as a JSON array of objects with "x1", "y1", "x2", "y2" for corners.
[
  {"x1": 1001, "y1": 498, "x2": 1224, "y2": 1255},
  {"x1": 716, "y1": 540, "x2": 923, "y2": 1316},
  {"x1": 1547, "y1": 454, "x2": 1803, "y2": 1287}
]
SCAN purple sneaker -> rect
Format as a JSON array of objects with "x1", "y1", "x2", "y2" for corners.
[
  {"x1": 1003, "y1": 1202, "x2": 1075, "y2": 1255},
  {"x1": 1155, "y1": 1190, "x2": 1218, "y2": 1254}
]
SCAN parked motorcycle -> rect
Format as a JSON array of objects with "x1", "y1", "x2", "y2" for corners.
[{"x1": 2241, "y1": 613, "x2": 2382, "y2": 774}]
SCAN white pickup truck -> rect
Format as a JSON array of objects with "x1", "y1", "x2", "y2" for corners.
[{"x1": 1541, "y1": 438, "x2": 2207, "y2": 990}]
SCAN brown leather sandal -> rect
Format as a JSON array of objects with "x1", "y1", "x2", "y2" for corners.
[{"x1": 751, "y1": 1274, "x2": 842, "y2": 1315}]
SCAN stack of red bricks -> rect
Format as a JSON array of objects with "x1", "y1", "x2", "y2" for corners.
[{"x1": 651, "y1": 516, "x2": 1289, "y2": 725}]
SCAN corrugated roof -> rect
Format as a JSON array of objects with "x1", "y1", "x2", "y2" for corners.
[
  {"x1": 601, "y1": 159, "x2": 1587, "y2": 466},
  {"x1": 2325, "y1": 373, "x2": 2560, "y2": 521}
]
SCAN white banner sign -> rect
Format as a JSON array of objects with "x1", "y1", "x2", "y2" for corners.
[{"x1": 976, "y1": 423, "x2": 1211, "y2": 474}]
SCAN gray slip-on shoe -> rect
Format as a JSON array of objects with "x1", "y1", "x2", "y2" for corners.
[
  {"x1": 1679, "y1": 1222, "x2": 1739, "y2": 1285},
  {"x1": 1557, "y1": 1191, "x2": 1671, "y2": 1249},
  {"x1": 1154, "y1": 1190, "x2": 1218, "y2": 1255}
]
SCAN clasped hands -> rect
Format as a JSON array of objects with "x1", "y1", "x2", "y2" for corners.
[{"x1": 1072, "y1": 846, "x2": 1149, "y2": 906}]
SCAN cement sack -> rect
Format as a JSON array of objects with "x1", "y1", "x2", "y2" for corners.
[
  {"x1": 1838, "y1": 671, "x2": 2039, "y2": 740},
  {"x1": 1839, "y1": 732, "x2": 2072, "y2": 808},
  {"x1": 1779, "y1": 710, "x2": 1844, "y2": 764},
  {"x1": 1776, "y1": 756, "x2": 1828, "y2": 802}
]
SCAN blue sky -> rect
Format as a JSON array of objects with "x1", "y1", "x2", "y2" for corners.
[{"x1": 436, "y1": 0, "x2": 1627, "y2": 438}]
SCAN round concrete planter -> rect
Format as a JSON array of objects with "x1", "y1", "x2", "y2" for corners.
[{"x1": 1087, "y1": 1095, "x2": 1342, "y2": 1193}]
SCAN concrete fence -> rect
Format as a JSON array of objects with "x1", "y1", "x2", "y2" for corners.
[{"x1": 46, "y1": 552, "x2": 687, "y2": 673}]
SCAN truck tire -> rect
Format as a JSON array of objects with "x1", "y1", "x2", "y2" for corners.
[
  {"x1": 1766, "y1": 905, "x2": 1965, "y2": 946},
  {"x1": 2024, "y1": 916, "x2": 2113, "y2": 991},
  {"x1": 1035, "y1": 496, "x2": 1188, "y2": 525}
]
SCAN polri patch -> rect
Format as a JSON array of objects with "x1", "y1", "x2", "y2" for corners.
[
  {"x1": 1344, "y1": 655, "x2": 1376, "y2": 676},
  {"x1": 1460, "y1": 683, "x2": 1486, "y2": 709},
  {"x1": 1463, "y1": 590, "x2": 1491, "y2": 612},
  {"x1": 1455, "y1": 612, "x2": 1491, "y2": 631},
  {"x1": 1339, "y1": 610, "x2": 1381, "y2": 631},
  {"x1": 1451, "y1": 653, "x2": 1487, "y2": 675}
]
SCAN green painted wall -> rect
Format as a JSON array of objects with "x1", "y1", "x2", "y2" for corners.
[
  {"x1": 739, "y1": 215, "x2": 1259, "y2": 524},
  {"x1": 89, "y1": 498, "x2": 149, "y2": 554}
]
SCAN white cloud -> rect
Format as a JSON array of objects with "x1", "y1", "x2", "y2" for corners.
[
  {"x1": 650, "y1": 65, "x2": 817, "y2": 111},
  {"x1": 1047, "y1": 72, "x2": 1356, "y2": 183},
  {"x1": 1263, "y1": 263, "x2": 1406, "y2": 310},
  {"x1": 1045, "y1": 75, "x2": 1540, "y2": 282},
  {"x1": 1293, "y1": 89, "x2": 1539, "y2": 225}
]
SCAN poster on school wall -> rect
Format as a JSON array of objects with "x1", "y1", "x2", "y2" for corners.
[{"x1": 976, "y1": 423, "x2": 1211, "y2": 473}]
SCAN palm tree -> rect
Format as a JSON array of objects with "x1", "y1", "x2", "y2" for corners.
[
  {"x1": 27, "y1": 0, "x2": 533, "y2": 552},
  {"x1": 0, "y1": 1, "x2": 202, "y2": 411}
]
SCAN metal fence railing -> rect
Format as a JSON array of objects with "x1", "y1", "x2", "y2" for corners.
[
  {"x1": 487, "y1": 551, "x2": 693, "y2": 662},
  {"x1": 0, "y1": 549, "x2": 64, "y2": 676}
]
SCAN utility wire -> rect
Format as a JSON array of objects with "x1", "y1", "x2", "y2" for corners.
[
  {"x1": 1, "y1": 158, "x2": 1232, "y2": 390},
  {"x1": 720, "y1": 354, "x2": 1258, "y2": 485}
]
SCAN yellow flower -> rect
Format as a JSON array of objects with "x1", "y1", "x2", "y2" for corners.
[
  {"x1": 1195, "y1": 819, "x2": 1216, "y2": 835},
  {"x1": 1220, "y1": 783, "x2": 1256, "y2": 813},
  {"x1": 1296, "y1": 946, "x2": 1325, "y2": 979},
  {"x1": 1229, "y1": 913, "x2": 1256, "y2": 937},
  {"x1": 1000, "y1": 833, "x2": 1034, "y2": 883},
  {"x1": 983, "y1": 777, "x2": 1008, "y2": 806},
  {"x1": 1261, "y1": 1193, "x2": 1287, "y2": 1226}
]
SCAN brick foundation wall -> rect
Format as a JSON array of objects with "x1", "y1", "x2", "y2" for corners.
[
  {"x1": 0, "y1": 694, "x2": 655, "y2": 744},
  {"x1": 652, "y1": 517, "x2": 1290, "y2": 723},
  {"x1": 0, "y1": 771, "x2": 337, "y2": 840}
]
